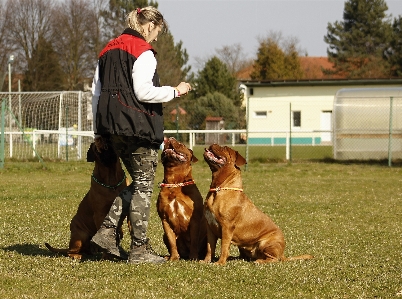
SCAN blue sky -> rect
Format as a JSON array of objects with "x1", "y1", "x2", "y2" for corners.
[{"x1": 157, "y1": 0, "x2": 402, "y2": 72}]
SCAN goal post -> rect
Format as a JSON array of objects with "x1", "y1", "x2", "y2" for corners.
[{"x1": 0, "y1": 91, "x2": 94, "y2": 163}]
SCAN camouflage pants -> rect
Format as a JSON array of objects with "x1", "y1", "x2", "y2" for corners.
[{"x1": 102, "y1": 135, "x2": 158, "y2": 246}]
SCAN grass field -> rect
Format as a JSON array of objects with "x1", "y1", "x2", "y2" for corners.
[{"x1": 0, "y1": 158, "x2": 401, "y2": 298}]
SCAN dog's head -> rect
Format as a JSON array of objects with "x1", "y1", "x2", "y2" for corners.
[
  {"x1": 161, "y1": 137, "x2": 198, "y2": 166},
  {"x1": 204, "y1": 144, "x2": 246, "y2": 172},
  {"x1": 86, "y1": 136, "x2": 118, "y2": 167}
]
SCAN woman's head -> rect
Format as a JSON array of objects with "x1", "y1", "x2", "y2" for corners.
[{"x1": 126, "y1": 6, "x2": 168, "y2": 43}]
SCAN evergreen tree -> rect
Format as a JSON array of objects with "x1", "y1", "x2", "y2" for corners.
[
  {"x1": 185, "y1": 92, "x2": 239, "y2": 130},
  {"x1": 195, "y1": 56, "x2": 238, "y2": 106},
  {"x1": 324, "y1": 0, "x2": 392, "y2": 78},
  {"x1": 388, "y1": 16, "x2": 402, "y2": 77},
  {"x1": 23, "y1": 36, "x2": 64, "y2": 91},
  {"x1": 251, "y1": 36, "x2": 303, "y2": 81},
  {"x1": 101, "y1": 0, "x2": 157, "y2": 40},
  {"x1": 153, "y1": 33, "x2": 191, "y2": 131}
]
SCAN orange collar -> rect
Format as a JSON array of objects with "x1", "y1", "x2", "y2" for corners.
[
  {"x1": 158, "y1": 180, "x2": 195, "y2": 188},
  {"x1": 209, "y1": 187, "x2": 243, "y2": 193}
]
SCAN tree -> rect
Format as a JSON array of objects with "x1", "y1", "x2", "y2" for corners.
[
  {"x1": 251, "y1": 32, "x2": 303, "y2": 81},
  {"x1": 23, "y1": 36, "x2": 64, "y2": 91},
  {"x1": 51, "y1": 0, "x2": 98, "y2": 90},
  {"x1": 388, "y1": 16, "x2": 402, "y2": 77},
  {"x1": 101, "y1": 0, "x2": 158, "y2": 41},
  {"x1": 215, "y1": 43, "x2": 253, "y2": 76},
  {"x1": 88, "y1": 0, "x2": 110, "y2": 75},
  {"x1": 185, "y1": 92, "x2": 239, "y2": 130},
  {"x1": 153, "y1": 35, "x2": 190, "y2": 86},
  {"x1": 5, "y1": 0, "x2": 55, "y2": 88},
  {"x1": 153, "y1": 32, "x2": 192, "y2": 131},
  {"x1": 0, "y1": 1, "x2": 16, "y2": 91},
  {"x1": 195, "y1": 56, "x2": 238, "y2": 105},
  {"x1": 324, "y1": 0, "x2": 392, "y2": 78}
]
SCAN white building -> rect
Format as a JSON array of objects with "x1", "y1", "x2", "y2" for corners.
[{"x1": 239, "y1": 79, "x2": 402, "y2": 146}]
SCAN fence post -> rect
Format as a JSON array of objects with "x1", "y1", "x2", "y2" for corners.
[
  {"x1": 288, "y1": 102, "x2": 292, "y2": 162},
  {"x1": 66, "y1": 105, "x2": 69, "y2": 162},
  {"x1": 57, "y1": 92, "x2": 63, "y2": 158},
  {"x1": 32, "y1": 131, "x2": 36, "y2": 157},
  {"x1": 0, "y1": 99, "x2": 5, "y2": 169},
  {"x1": 9, "y1": 132, "x2": 12, "y2": 158},
  {"x1": 388, "y1": 96, "x2": 393, "y2": 167},
  {"x1": 189, "y1": 132, "x2": 193, "y2": 150},
  {"x1": 77, "y1": 91, "x2": 82, "y2": 160},
  {"x1": 245, "y1": 95, "x2": 250, "y2": 171}
]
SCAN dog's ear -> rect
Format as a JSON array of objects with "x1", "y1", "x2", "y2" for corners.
[
  {"x1": 87, "y1": 143, "x2": 96, "y2": 162},
  {"x1": 94, "y1": 136, "x2": 104, "y2": 153},
  {"x1": 190, "y1": 149, "x2": 198, "y2": 163},
  {"x1": 235, "y1": 151, "x2": 247, "y2": 167}
]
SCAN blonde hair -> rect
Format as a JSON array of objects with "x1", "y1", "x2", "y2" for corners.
[{"x1": 126, "y1": 6, "x2": 168, "y2": 37}]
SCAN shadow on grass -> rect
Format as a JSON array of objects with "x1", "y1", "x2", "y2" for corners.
[{"x1": 1, "y1": 243, "x2": 102, "y2": 262}]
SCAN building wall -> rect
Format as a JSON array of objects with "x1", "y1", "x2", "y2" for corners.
[{"x1": 244, "y1": 83, "x2": 402, "y2": 145}]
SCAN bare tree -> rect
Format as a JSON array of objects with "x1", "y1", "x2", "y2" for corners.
[
  {"x1": 88, "y1": 0, "x2": 110, "y2": 72},
  {"x1": 51, "y1": 0, "x2": 98, "y2": 90},
  {"x1": 6, "y1": 0, "x2": 54, "y2": 74},
  {"x1": 215, "y1": 43, "x2": 253, "y2": 76},
  {"x1": 0, "y1": 0, "x2": 16, "y2": 90}
]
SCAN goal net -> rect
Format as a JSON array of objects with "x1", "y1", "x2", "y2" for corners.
[{"x1": 0, "y1": 91, "x2": 94, "y2": 161}]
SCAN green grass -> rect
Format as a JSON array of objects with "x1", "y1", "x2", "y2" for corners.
[{"x1": 0, "y1": 159, "x2": 401, "y2": 298}]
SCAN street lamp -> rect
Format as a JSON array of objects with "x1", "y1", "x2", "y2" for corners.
[{"x1": 8, "y1": 54, "x2": 14, "y2": 133}]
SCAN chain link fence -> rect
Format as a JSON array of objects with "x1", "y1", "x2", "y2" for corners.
[
  {"x1": 1, "y1": 89, "x2": 401, "y2": 166},
  {"x1": 333, "y1": 89, "x2": 402, "y2": 165}
]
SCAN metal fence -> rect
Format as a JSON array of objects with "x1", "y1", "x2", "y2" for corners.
[{"x1": 1, "y1": 91, "x2": 401, "y2": 166}]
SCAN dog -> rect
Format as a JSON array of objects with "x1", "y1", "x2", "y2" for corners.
[
  {"x1": 156, "y1": 137, "x2": 207, "y2": 261},
  {"x1": 203, "y1": 144, "x2": 313, "y2": 265},
  {"x1": 45, "y1": 136, "x2": 129, "y2": 259}
]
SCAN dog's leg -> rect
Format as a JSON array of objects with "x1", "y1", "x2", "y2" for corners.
[
  {"x1": 203, "y1": 227, "x2": 218, "y2": 263},
  {"x1": 215, "y1": 226, "x2": 234, "y2": 265},
  {"x1": 188, "y1": 221, "x2": 202, "y2": 260},
  {"x1": 254, "y1": 236, "x2": 285, "y2": 264},
  {"x1": 162, "y1": 220, "x2": 180, "y2": 261}
]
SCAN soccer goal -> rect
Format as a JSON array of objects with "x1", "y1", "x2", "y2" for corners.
[{"x1": 0, "y1": 91, "x2": 94, "y2": 165}]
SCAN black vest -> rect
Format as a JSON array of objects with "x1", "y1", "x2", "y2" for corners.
[{"x1": 95, "y1": 28, "x2": 164, "y2": 147}]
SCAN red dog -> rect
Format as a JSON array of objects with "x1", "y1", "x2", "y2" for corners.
[
  {"x1": 45, "y1": 137, "x2": 129, "y2": 259},
  {"x1": 156, "y1": 137, "x2": 207, "y2": 261},
  {"x1": 203, "y1": 144, "x2": 313, "y2": 265}
]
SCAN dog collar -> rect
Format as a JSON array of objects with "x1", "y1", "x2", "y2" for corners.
[
  {"x1": 209, "y1": 187, "x2": 243, "y2": 192},
  {"x1": 158, "y1": 180, "x2": 195, "y2": 188},
  {"x1": 91, "y1": 173, "x2": 126, "y2": 190}
]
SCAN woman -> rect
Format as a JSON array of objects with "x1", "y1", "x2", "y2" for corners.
[{"x1": 91, "y1": 6, "x2": 191, "y2": 264}]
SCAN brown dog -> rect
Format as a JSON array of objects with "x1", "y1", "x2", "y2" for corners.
[
  {"x1": 203, "y1": 144, "x2": 313, "y2": 265},
  {"x1": 156, "y1": 137, "x2": 207, "y2": 261},
  {"x1": 45, "y1": 136, "x2": 129, "y2": 259}
]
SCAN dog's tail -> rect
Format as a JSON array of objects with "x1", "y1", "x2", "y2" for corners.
[
  {"x1": 283, "y1": 254, "x2": 314, "y2": 261},
  {"x1": 44, "y1": 242, "x2": 69, "y2": 254}
]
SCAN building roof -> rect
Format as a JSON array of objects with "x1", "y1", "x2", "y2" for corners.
[
  {"x1": 236, "y1": 56, "x2": 341, "y2": 81},
  {"x1": 205, "y1": 116, "x2": 223, "y2": 122},
  {"x1": 170, "y1": 106, "x2": 187, "y2": 115},
  {"x1": 299, "y1": 56, "x2": 342, "y2": 79},
  {"x1": 240, "y1": 78, "x2": 402, "y2": 88}
]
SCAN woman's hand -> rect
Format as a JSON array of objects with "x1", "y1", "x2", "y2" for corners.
[{"x1": 176, "y1": 82, "x2": 192, "y2": 96}]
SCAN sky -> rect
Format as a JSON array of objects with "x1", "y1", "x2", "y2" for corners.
[{"x1": 157, "y1": 0, "x2": 402, "y2": 72}]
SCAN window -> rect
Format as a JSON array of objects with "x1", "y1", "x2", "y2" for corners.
[
  {"x1": 292, "y1": 111, "x2": 301, "y2": 127},
  {"x1": 254, "y1": 111, "x2": 267, "y2": 118}
]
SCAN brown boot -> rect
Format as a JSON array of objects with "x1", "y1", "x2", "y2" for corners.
[
  {"x1": 128, "y1": 239, "x2": 166, "y2": 264},
  {"x1": 91, "y1": 225, "x2": 127, "y2": 260}
]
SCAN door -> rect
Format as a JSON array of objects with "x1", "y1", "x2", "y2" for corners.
[{"x1": 320, "y1": 111, "x2": 332, "y2": 143}]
